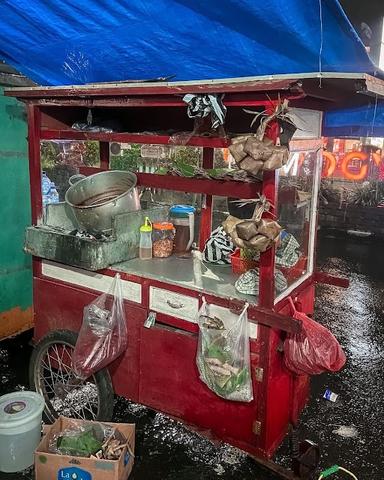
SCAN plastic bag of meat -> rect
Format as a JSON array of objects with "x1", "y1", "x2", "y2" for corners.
[
  {"x1": 284, "y1": 297, "x2": 346, "y2": 375},
  {"x1": 196, "y1": 299, "x2": 253, "y2": 402},
  {"x1": 73, "y1": 273, "x2": 127, "y2": 379}
]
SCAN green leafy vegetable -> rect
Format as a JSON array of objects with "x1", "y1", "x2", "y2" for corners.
[{"x1": 57, "y1": 430, "x2": 103, "y2": 457}]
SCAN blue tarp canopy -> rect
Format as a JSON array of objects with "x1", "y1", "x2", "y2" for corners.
[
  {"x1": 324, "y1": 103, "x2": 384, "y2": 138},
  {"x1": 0, "y1": 0, "x2": 377, "y2": 86}
]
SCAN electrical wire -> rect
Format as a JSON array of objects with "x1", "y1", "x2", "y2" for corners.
[
  {"x1": 318, "y1": 465, "x2": 358, "y2": 480},
  {"x1": 318, "y1": 0, "x2": 324, "y2": 87}
]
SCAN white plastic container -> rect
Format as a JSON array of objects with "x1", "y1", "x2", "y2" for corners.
[{"x1": 0, "y1": 391, "x2": 45, "y2": 472}]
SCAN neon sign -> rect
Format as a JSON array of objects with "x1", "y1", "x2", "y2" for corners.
[{"x1": 322, "y1": 151, "x2": 384, "y2": 180}]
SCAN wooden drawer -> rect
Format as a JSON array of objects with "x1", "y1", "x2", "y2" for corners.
[{"x1": 149, "y1": 287, "x2": 199, "y2": 322}]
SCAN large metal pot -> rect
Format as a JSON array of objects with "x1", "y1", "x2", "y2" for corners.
[{"x1": 65, "y1": 170, "x2": 140, "y2": 233}]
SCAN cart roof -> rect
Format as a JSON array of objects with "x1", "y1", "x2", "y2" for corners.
[
  {"x1": 0, "y1": 0, "x2": 380, "y2": 87},
  {"x1": 6, "y1": 72, "x2": 384, "y2": 113}
]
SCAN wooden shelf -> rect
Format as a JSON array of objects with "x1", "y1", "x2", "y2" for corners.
[
  {"x1": 79, "y1": 167, "x2": 261, "y2": 199},
  {"x1": 137, "y1": 172, "x2": 261, "y2": 198},
  {"x1": 40, "y1": 129, "x2": 231, "y2": 148}
]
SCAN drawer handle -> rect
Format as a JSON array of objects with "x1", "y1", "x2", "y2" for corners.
[{"x1": 166, "y1": 300, "x2": 185, "y2": 309}]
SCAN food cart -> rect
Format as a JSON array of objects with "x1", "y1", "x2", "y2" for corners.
[{"x1": 6, "y1": 73, "x2": 383, "y2": 478}]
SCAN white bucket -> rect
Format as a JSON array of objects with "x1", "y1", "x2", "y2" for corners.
[{"x1": 0, "y1": 391, "x2": 45, "y2": 472}]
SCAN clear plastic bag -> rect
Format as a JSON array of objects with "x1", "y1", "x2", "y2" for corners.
[
  {"x1": 196, "y1": 300, "x2": 253, "y2": 402},
  {"x1": 284, "y1": 297, "x2": 346, "y2": 375},
  {"x1": 48, "y1": 419, "x2": 128, "y2": 460},
  {"x1": 73, "y1": 273, "x2": 127, "y2": 379}
]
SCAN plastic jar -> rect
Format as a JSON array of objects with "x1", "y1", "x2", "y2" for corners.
[
  {"x1": 169, "y1": 205, "x2": 196, "y2": 255},
  {"x1": 153, "y1": 222, "x2": 175, "y2": 258}
]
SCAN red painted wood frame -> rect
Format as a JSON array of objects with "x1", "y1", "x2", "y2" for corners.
[
  {"x1": 199, "y1": 148, "x2": 214, "y2": 250},
  {"x1": 27, "y1": 104, "x2": 43, "y2": 279},
  {"x1": 23, "y1": 93, "x2": 319, "y2": 462}
]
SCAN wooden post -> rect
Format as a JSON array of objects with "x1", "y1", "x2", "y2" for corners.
[
  {"x1": 27, "y1": 103, "x2": 42, "y2": 278},
  {"x1": 99, "y1": 141, "x2": 110, "y2": 169},
  {"x1": 199, "y1": 147, "x2": 214, "y2": 250}
]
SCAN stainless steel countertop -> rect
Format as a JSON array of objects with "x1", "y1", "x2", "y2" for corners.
[{"x1": 114, "y1": 251, "x2": 258, "y2": 305}]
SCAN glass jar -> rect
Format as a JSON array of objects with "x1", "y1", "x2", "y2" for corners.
[{"x1": 152, "y1": 222, "x2": 175, "y2": 258}]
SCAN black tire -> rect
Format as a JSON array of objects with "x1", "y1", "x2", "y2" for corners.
[{"x1": 29, "y1": 329, "x2": 114, "y2": 422}]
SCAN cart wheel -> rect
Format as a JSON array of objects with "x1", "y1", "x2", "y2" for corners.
[
  {"x1": 292, "y1": 440, "x2": 320, "y2": 479},
  {"x1": 29, "y1": 329, "x2": 114, "y2": 423}
]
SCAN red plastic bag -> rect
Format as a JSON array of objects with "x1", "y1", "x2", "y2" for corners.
[
  {"x1": 284, "y1": 298, "x2": 346, "y2": 375},
  {"x1": 73, "y1": 273, "x2": 127, "y2": 379}
]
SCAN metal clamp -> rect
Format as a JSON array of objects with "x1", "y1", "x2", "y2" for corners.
[{"x1": 144, "y1": 311, "x2": 156, "y2": 328}]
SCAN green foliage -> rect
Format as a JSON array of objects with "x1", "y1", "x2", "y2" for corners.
[
  {"x1": 110, "y1": 144, "x2": 141, "y2": 171},
  {"x1": 170, "y1": 146, "x2": 201, "y2": 167},
  {"x1": 41, "y1": 141, "x2": 59, "y2": 169},
  {"x1": 83, "y1": 141, "x2": 100, "y2": 166},
  {"x1": 40, "y1": 141, "x2": 99, "y2": 169},
  {"x1": 348, "y1": 181, "x2": 384, "y2": 207}
]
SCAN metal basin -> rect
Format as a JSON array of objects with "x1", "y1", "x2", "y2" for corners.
[{"x1": 65, "y1": 170, "x2": 141, "y2": 233}]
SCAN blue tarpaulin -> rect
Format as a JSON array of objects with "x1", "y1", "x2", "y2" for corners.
[
  {"x1": 0, "y1": 0, "x2": 377, "y2": 86},
  {"x1": 324, "y1": 102, "x2": 384, "y2": 137}
]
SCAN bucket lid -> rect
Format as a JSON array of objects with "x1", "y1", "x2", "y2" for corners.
[
  {"x1": 170, "y1": 205, "x2": 196, "y2": 217},
  {"x1": 0, "y1": 391, "x2": 45, "y2": 429}
]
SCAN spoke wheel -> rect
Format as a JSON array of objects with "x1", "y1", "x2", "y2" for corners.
[{"x1": 29, "y1": 330, "x2": 114, "y2": 422}]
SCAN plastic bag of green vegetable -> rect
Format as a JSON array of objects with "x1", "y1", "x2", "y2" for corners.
[
  {"x1": 48, "y1": 420, "x2": 123, "y2": 458},
  {"x1": 196, "y1": 299, "x2": 253, "y2": 402}
]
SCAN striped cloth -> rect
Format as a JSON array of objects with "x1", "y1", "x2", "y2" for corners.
[
  {"x1": 235, "y1": 268, "x2": 288, "y2": 296},
  {"x1": 276, "y1": 232, "x2": 300, "y2": 268},
  {"x1": 203, "y1": 226, "x2": 235, "y2": 264}
]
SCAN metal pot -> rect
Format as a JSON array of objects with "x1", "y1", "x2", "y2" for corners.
[{"x1": 65, "y1": 170, "x2": 140, "y2": 233}]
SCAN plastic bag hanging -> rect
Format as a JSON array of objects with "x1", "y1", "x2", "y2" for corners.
[
  {"x1": 73, "y1": 273, "x2": 127, "y2": 379},
  {"x1": 283, "y1": 297, "x2": 346, "y2": 376},
  {"x1": 196, "y1": 299, "x2": 253, "y2": 402}
]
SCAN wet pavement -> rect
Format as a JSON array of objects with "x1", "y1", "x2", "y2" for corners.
[{"x1": 0, "y1": 233, "x2": 383, "y2": 479}]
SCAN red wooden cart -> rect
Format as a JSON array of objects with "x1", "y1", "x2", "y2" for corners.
[{"x1": 7, "y1": 74, "x2": 379, "y2": 478}]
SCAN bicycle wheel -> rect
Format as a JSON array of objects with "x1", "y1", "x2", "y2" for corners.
[{"x1": 29, "y1": 329, "x2": 114, "y2": 422}]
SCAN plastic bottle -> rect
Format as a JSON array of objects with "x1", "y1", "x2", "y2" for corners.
[
  {"x1": 49, "y1": 183, "x2": 60, "y2": 204},
  {"x1": 42, "y1": 194, "x2": 50, "y2": 207},
  {"x1": 41, "y1": 171, "x2": 52, "y2": 195},
  {"x1": 139, "y1": 217, "x2": 153, "y2": 260}
]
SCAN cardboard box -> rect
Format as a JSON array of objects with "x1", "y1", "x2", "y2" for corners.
[{"x1": 35, "y1": 416, "x2": 135, "y2": 480}]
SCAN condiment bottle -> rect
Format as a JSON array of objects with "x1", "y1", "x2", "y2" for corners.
[{"x1": 139, "y1": 217, "x2": 153, "y2": 260}]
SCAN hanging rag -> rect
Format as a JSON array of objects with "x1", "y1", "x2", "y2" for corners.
[{"x1": 183, "y1": 94, "x2": 227, "y2": 129}]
